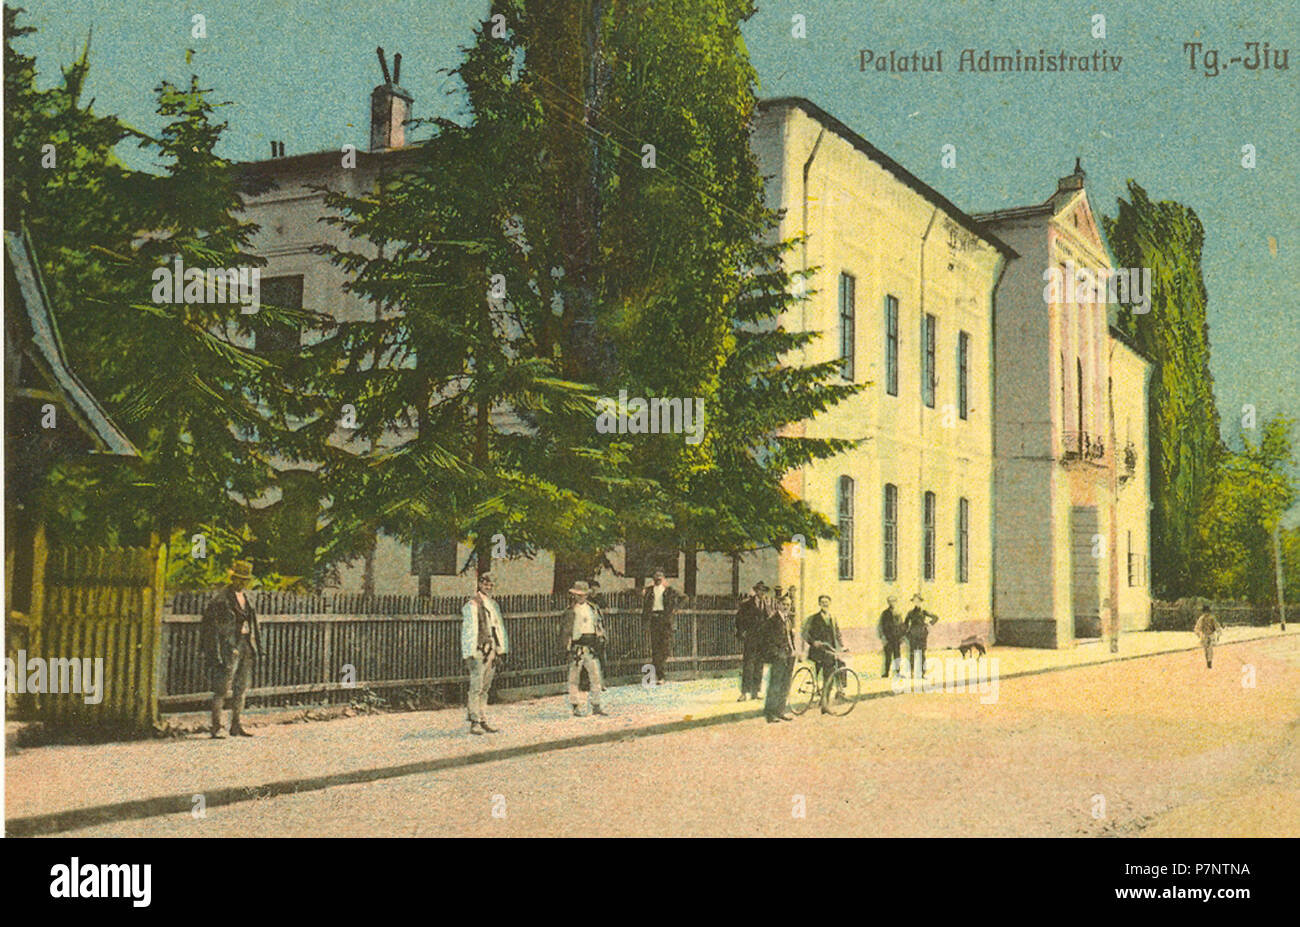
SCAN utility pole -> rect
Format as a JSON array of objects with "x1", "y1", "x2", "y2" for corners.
[{"x1": 1275, "y1": 520, "x2": 1287, "y2": 630}]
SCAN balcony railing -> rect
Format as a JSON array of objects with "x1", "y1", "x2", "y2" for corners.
[{"x1": 1060, "y1": 430, "x2": 1107, "y2": 465}]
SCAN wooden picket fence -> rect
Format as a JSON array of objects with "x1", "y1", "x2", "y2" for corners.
[
  {"x1": 160, "y1": 589, "x2": 743, "y2": 711},
  {"x1": 5, "y1": 531, "x2": 166, "y2": 732}
]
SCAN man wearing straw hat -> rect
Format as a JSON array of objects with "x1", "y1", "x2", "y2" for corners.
[
  {"x1": 561, "y1": 581, "x2": 609, "y2": 717},
  {"x1": 462, "y1": 571, "x2": 508, "y2": 735},
  {"x1": 201, "y1": 559, "x2": 260, "y2": 738}
]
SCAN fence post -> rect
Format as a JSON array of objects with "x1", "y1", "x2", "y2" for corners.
[
  {"x1": 322, "y1": 620, "x2": 334, "y2": 690},
  {"x1": 691, "y1": 605, "x2": 700, "y2": 675},
  {"x1": 144, "y1": 536, "x2": 165, "y2": 728}
]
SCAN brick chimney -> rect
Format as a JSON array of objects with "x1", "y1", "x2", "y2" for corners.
[{"x1": 370, "y1": 47, "x2": 413, "y2": 151}]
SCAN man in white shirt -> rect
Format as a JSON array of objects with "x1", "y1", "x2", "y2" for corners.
[
  {"x1": 641, "y1": 567, "x2": 680, "y2": 684},
  {"x1": 461, "y1": 572, "x2": 509, "y2": 735},
  {"x1": 562, "y1": 581, "x2": 609, "y2": 717}
]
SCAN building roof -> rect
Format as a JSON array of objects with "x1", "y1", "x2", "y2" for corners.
[
  {"x1": 4, "y1": 226, "x2": 138, "y2": 456},
  {"x1": 972, "y1": 202, "x2": 1055, "y2": 224},
  {"x1": 237, "y1": 142, "x2": 423, "y2": 179},
  {"x1": 757, "y1": 97, "x2": 1017, "y2": 259}
]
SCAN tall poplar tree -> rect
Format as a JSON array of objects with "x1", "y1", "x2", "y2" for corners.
[{"x1": 1102, "y1": 182, "x2": 1222, "y2": 599}]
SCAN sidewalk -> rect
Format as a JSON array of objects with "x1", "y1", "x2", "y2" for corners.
[{"x1": 5, "y1": 625, "x2": 1292, "y2": 836}]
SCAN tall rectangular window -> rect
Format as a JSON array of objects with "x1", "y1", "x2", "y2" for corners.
[
  {"x1": 957, "y1": 330, "x2": 970, "y2": 420},
  {"x1": 922, "y1": 313, "x2": 936, "y2": 408},
  {"x1": 256, "y1": 275, "x2": 304, "y2": 354},
  {"x1": 883, "y1": 483, "x2": 898, "y2": 582},
  {"x1": 885, "y1": 295, "x2": 899, "y2": 396},
  {"x1": 839, "y1": 272, "x2": 856, "y2": 381},
  {"x1": 837, "y1": 476, "x2": 855, "y2": 580},
  {"x1": 1126, "y1": 530, "x2": 1135, "y2": 587},
  {"x1": 957, "y1": 497, "x2": 970, "y2": 583},
  {"x1": 922, "y1": 490, "x2": 936, "y2": 581}
]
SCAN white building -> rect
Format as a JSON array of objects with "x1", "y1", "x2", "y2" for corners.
[{"x1": 977, "y1": 162, "x2": 1154, "y2": 647}]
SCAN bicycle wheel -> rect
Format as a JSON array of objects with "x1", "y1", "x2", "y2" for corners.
[
  {"x1": 788, "y1": 665, "x2": 817, "y2": 715},
  {"x1": 823, "y1": 667, "x2": 860, "y2": 716}
]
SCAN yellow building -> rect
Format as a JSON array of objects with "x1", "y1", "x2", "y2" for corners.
[
  {"x1": 237, "y1": 75, "x2": 1149, "y2": 647},
  {"x1": 752, "y1": 99, "x2": 1012, "y2": 647},
  {"x1": 977, "y1": 162, "x2": 1154, "y2": 647}
]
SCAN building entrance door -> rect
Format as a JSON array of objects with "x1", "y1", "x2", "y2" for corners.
[{"x1": 1069, "y1": 506, "x2": 1102, "y2": 640}]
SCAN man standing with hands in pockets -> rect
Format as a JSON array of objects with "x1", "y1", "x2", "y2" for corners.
[{"x1": 462, "y1": 571, "x2": 508, "y2": 735}]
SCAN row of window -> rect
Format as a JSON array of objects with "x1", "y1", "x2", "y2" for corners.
[
  {"x1": 840, "y1": 272, "x2": 970, "y2": 418},
  {"x1": 836, "y1": 476, "x2": 969, "y2": 584}
]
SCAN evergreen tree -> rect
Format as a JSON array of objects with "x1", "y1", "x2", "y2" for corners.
[
  {"x1": 1102, "y1": 182, "x2": 1222, "y2": 599},
  {"x1": 5, "y1": 8, "x2": 319, "y2": 575}
]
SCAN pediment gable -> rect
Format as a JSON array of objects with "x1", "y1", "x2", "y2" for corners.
[{"x1": 1055, "y1": 192, "x2": 1107, "y2": 256}]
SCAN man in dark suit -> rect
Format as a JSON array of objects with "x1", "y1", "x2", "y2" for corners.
[
  {"x1": 642, "y1": 567, "x2": 679, "y2": 684},
  {"x1": 878, "y1": 595, "x2": 905, "y2": 678},
  {"x1": 762, "y1": 587, "x2": 796, "y2": 722},
  {"x1": 904, "y1": 593, "x2": 939, "y2": 677},
  {"x1": 735, "y1": 581, "x2": 771, "y2": 701},
  {"x1": 802, "y1": 594, "x2": 848, "y2": 708},
  {"x1": 200, "y1": 560, "x2": 260, "y2": 738}
]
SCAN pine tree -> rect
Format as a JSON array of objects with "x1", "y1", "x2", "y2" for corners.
[{"x1": 6, "y1": 10, "x2": 318, "y2": 571}]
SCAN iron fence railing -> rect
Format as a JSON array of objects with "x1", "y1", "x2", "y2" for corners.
[{"x1": 160, "y1": 590, "x2": 742, "y2": 711}]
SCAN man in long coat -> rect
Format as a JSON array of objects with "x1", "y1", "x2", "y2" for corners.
[
  {"x1": 200, "y1": 560, "x2": 260, "y2": 738},
  {"x1": 735, "y1": 580, "x2": 771, "y2": 700},
  {"x1": 878, "y1": 595, "x2": 905, "y2": 678},
  {"x1": 904, "y1": 593, "x2": 939, "y2": 677},
  {"x1": 762, "y1": 588, "x2": 796, "y2": 722}
]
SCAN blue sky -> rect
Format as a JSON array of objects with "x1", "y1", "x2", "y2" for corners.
[{"x1": 15, "y1": 0, "x2": 1299, "y2": 516}]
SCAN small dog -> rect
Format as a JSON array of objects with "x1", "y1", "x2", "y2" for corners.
[{"x1": 958, "y1": 636, "x2": 987, "y2": 659}]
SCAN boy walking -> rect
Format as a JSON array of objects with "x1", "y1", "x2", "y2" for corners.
[{"x1": 1193, "y1": 604, "x2": 1221, "y2": 669}]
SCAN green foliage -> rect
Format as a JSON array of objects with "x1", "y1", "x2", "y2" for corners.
[
  {"x1": 312, "y1": 0, "x2": 858, "y2": 583},
  {"x1": 5, "y1": 10, "x2": 322, "y2": 585},
  {"x1": 1102, "y1": 181, "x2": 1221, "y2": 599},
  {"x1": 1192, "y1": 415, "x2": 1297, "y2": 602}
]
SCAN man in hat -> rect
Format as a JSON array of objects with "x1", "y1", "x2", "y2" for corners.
[
  {"x1": 561, "y1": 581, "x2": 609, "y2": 716},
  {"x1": 762, "y1": 584, "x2": 797, "y2": 722},
  {"x1": 735, "y1": 580, "x2": 771, "y2": 701},
  {"x1": 200, "y1": 559, "x2": 260, "y2": 738},
  {"x1": 461, "y1": 571, "x2": 509, "y2": 735},
  {"x1": 904, "y1": 593, "x2": 939, "y2": 677},
  {"x1": 878, "y1": 595, "x2": 905, "y2": 678},
  {"x1": 641, "y1": 567, "x2": 680, "y2": 684}
]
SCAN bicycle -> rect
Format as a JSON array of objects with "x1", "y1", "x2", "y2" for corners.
[{"x1": 789, "y1": 649, "x2": 860, "y2": 716}]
